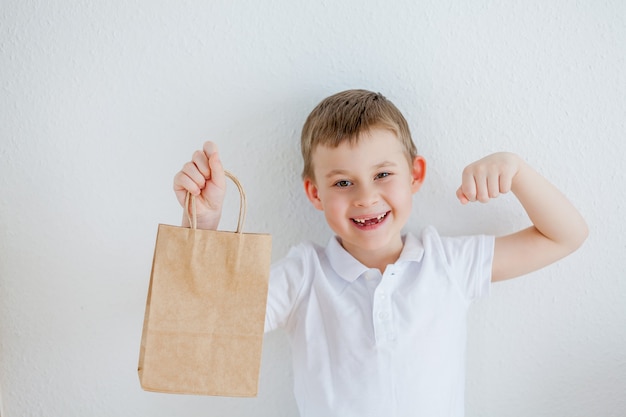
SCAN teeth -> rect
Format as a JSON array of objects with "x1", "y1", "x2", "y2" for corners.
[{"x1": 353, "y1": 213, "x2": 387, "y2": 223}]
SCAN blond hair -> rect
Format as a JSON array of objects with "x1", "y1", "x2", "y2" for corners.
[{"x1": 301, "y1": 89, "x2": 417, "y2": 180}]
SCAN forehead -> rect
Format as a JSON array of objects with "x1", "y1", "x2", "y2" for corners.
[{"x1": 311, "y1": 128, "x2": 406, "y2": 173}]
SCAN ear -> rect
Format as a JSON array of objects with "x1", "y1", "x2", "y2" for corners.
[
  {"x1": 303, "y1": 177, "x2": 324, "y2": 210},
  {"x1": 410, "y1": 156, "x2": 427, "y2": 193}
]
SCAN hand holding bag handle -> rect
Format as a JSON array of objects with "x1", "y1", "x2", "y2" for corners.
[{"x1": 184, "y1": 170, "x2": 246, "y2": 232}]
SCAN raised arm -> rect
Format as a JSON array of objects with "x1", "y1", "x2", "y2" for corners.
[
  {"x1": 457, "y1": 152, "x2": 588, "y2": 282},
  {"x1": 173, "y1": 141, "x2": 226, "y2": 230}
]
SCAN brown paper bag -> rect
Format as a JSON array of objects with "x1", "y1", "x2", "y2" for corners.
[{"x1": 138, "y1": 171, "x2": 271, "y2": 397}]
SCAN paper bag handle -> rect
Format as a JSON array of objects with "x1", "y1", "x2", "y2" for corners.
[{"x1": 184, "y1": 170, "x2": 247, "y2": 233}]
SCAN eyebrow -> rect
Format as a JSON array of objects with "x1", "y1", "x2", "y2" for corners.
[{"x1": 324, "y1": 161, "x2": 398, "y2": 178}]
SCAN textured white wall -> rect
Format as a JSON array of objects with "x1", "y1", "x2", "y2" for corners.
[{"x1": 1, "y1": 1, "x2": 624, "y2": 416}]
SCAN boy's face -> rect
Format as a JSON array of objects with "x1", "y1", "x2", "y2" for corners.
[{"x1": 304, "y1": 127, "x2": 426, "y2": 264}]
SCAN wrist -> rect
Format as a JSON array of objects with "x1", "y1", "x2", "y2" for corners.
[
  {"x1": 506, "y1": 153, "x2": 526, "y2": 187},
  {"x1": 510, "y1": 158, "x2": 540, "y2": 198}
]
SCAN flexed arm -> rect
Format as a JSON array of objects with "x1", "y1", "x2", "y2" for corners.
[{"x1": 457, "y1": 152, "x2": 588, "y2": 282}]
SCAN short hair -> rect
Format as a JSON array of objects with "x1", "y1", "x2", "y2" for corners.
[{"x1": 300, "y1": 89, "x2": 418, "y2": 180}]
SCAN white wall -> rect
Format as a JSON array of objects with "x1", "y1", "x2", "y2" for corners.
[{"x1": 1, "y1": 1, "x2": 624, "y2": 416}]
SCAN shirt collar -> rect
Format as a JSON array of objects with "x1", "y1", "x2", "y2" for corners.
[
  {"x1": 396, "y1": 233, "x2": 425, "y2": 264},
  {"x1": 325, "y1": 232, "x2": 425, "y2": 283}
]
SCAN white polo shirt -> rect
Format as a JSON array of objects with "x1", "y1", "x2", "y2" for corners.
[{"x1": 265, "y1": 226, "x2": 494, "y2": 417}]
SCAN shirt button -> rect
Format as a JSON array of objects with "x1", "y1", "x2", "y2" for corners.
[{"x1": 378, "y1": 311, "x2": 389, "y2": 320}]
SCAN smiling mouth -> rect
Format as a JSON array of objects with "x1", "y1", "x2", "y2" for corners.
[{"x1": 351, "y1": 211, "x2": 390, "y2": 227}]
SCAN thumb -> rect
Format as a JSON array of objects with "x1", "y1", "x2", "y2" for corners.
[
  {"x1": 207, "y1": 151, "x2": 226, "y2": 188},
  {"x1": 456, "y1": 186, "x2": 470, "y2": 205}
]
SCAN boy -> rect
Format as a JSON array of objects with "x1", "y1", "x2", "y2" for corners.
[{"x1": 173, "y1": 90, "x2": 588, "y2": 417}]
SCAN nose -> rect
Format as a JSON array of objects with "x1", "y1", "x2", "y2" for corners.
[{"x1": 353, "y1": 184, "x2": 379, "y2": 208}]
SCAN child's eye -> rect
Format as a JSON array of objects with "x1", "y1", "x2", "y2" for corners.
[
  {"x1": 334, "y1": 180, "x2": 352, "y2": 188},
  {"x1": 375, "y1": 172, "x2": 391, "y2": 180}
]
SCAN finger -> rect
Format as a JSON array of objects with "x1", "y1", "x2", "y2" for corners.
[
  {"x1": 180, "y1": 161, "x2": 207, "y2": 190},
  {"x1": 476, "y1": 185, "x2": 490, "y2": 203},
  {"x1": 456, "y1": 186, "x2": 470, "y2": 204},
  {"x1": 173, "y1": 171, "x2": 201, "y2": 207},
  {"x1": 202, "y1": 141, "x2": 220, "y2": 169},
  {"x1": 206, "y1": 151, "x2": 226, "y2": 189},
  {"x1": 461, "y1": 168, "x2": 478, "y2": 202},
  {"x1": 486, "y1": 172, "x2": 500, "y2": 199},
  {"x1": 472, "y1": 170, "x2": 492, "y2": 203},
  {"x1": 174, "y1": 170, "x2": 201, "y2": 194},
  {"x1": 192, "y1": 150, "x2": 211, "y2": 178},
  {"x1": 499, "y1": 168, "x2": 514, "y2": 194}
]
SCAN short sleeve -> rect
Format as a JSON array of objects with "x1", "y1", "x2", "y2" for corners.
[
  {"x1": 264, "y1": 243, "x2": 313, "y2": 332},
  {"x1": 423, "y1": 226, "x2": 495, "y2": 302}
]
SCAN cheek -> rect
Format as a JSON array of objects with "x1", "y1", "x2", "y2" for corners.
[
  {"x1": 321, "y1": 194, "x2": 344, "y2": 213},
  {"x1": 320, "y1": 193, "x2": 353, "y2": 221},
  {"x1": 387, "y1": 183, "x2": 414, "y2": 210}
]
